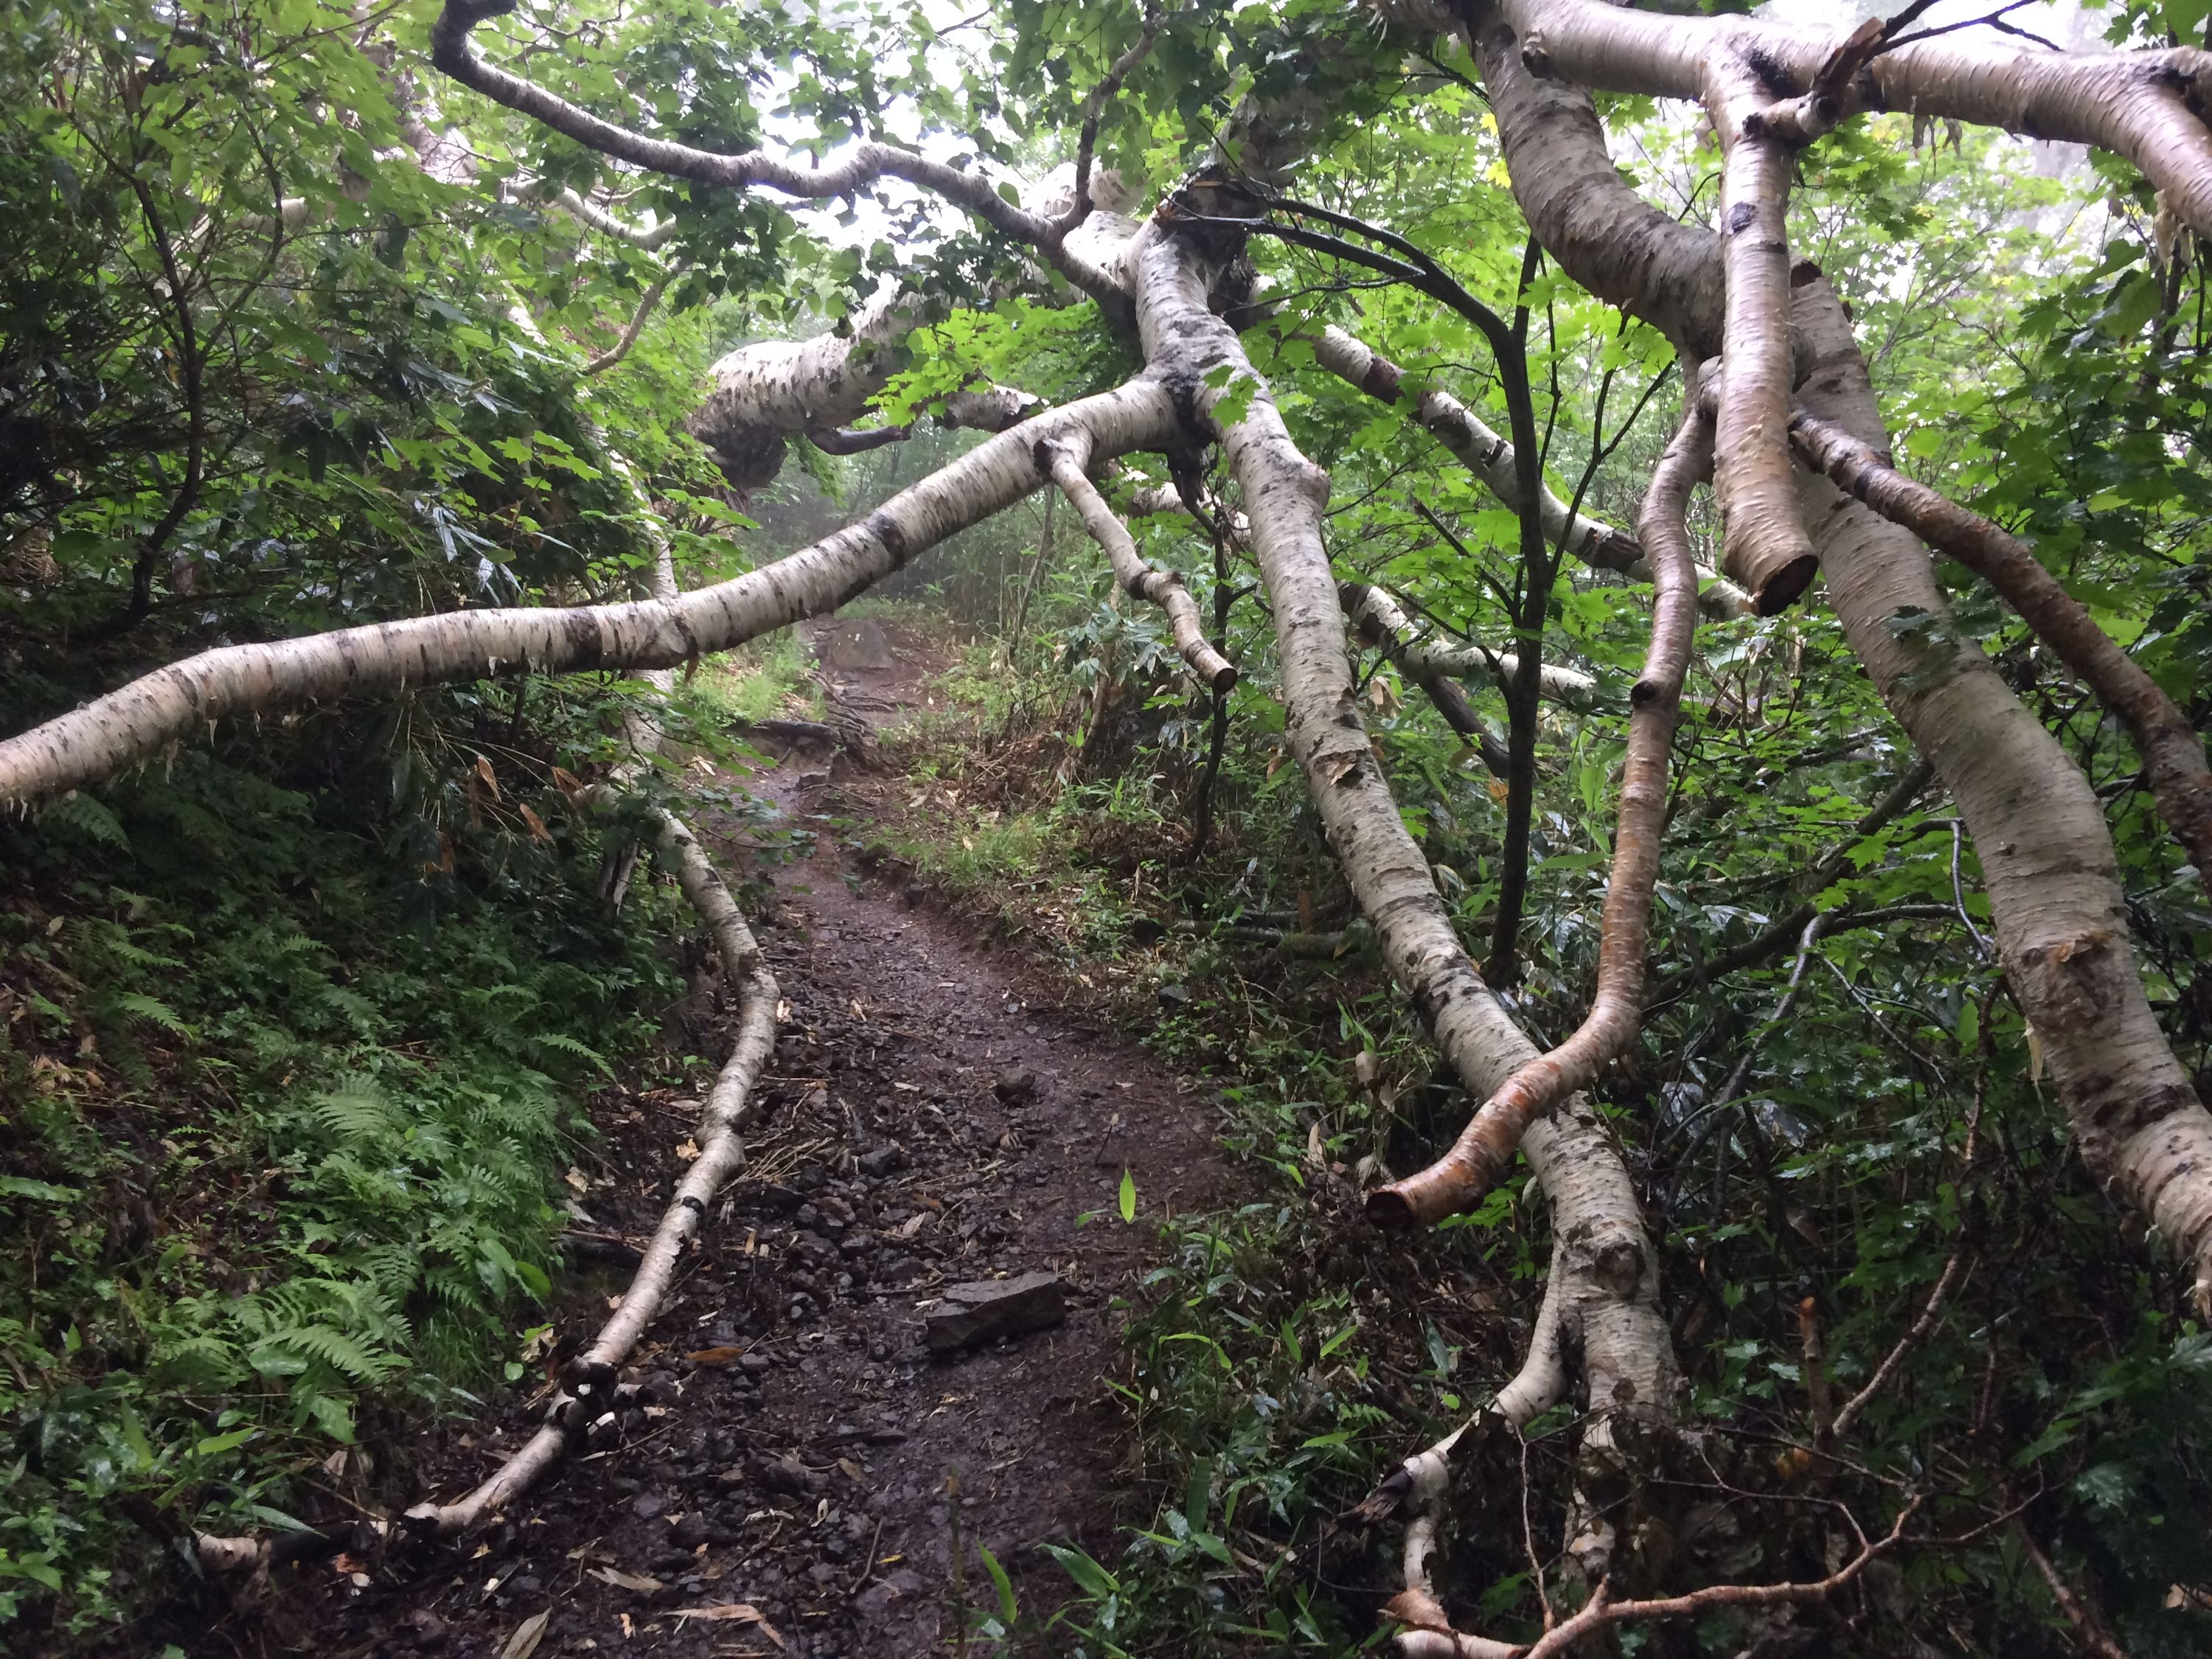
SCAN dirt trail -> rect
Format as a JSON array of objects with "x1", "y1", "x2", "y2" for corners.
[{"x1": 285, "y1": 621, "x2": 1225, "y2": 1659}]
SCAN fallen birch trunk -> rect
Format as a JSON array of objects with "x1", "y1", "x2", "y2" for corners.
[{"x1": 0, "y1": 382, "x2": 1178, "y2": 813}]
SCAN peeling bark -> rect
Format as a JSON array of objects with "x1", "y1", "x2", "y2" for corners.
[
  {"x1": 1700, "y1": 52, "x2": 1820, "y2": 614},
  {"x1": 1790, "y1": 276, "x2": 2212, "y2": 1306},
  {"x1": 1451, "y1": 0, "x2": 2212, "y2": 1303},
  {"x1": 1497, "y1": 0, "x2": 2212, "y2": 237}
]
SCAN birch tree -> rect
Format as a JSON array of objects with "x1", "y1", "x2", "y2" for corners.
[{"x1": 5, "y1": 0, "x2": 2210, "y2": 1647}]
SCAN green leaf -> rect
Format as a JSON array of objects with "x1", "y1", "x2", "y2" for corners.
[
  {"x1": 978, "y1": 1544, "x2": 1018, "y2": 1624},
  {"x1": 193, "y1": 1427, "x2": 257, "y2": 1458},
  {"x1": 0, "y1": 1176, "x2": 80, "y2": 1204},
  {"x1": 1042, "y1": 1543, "x2": 1120, "y2": 1601},
  {"x1": 1117, "y1": 1168, "x2": 1137, "y2": 1223},
  {"x1": 306, "y1": 1392, "x2": 356, "y2": 1444}
]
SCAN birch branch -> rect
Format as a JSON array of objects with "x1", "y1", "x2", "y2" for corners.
[
  {"x1": 404, "y1": 810, "x2": 777, "y2": 1537},
  {"x1": 1701, "y1": 52, "x2": 1820, "y2": 615},
  {"x1": 0, "y1": 382, "x2": 1178, "y2": 811},
  {"x1": 1370, "y1": 387, "x2": 1707, "y2": 1227},
  {"x1": 1789, "y1": 407, "x2": 2212, "y2": 896},
  {"x1": 1341, "y1": 581, "x2": 1599, "y2": 712},
  {"x1": 1040, "y1": 436, "x2": 1239, "y2": 692}
]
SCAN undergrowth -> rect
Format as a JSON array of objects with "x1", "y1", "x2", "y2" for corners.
[{"x1": 0, "y1": 715, "x2": 700, "y2": 1645}]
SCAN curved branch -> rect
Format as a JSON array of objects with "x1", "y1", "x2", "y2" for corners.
[
  {"x1": 406, "y1": 809, "x2": 776, "y2": 1536},
  {"x1": 1128, "y1": 211, "x2": 1675, "y2": 1495},
  {"x1": 0, "y1": 382, "x2": 1180, "y2": 810},
  {"x1": 1371, "y1": 383, "x2": 1707, "y2": 1227},
  {"x1": 1496, "y1": 0, "x2": 2212, "y2": 236},
  {"x1": 430, "y1": 1, "x2": 1122, "y2": 302},
  {"x1": 1789, "y1": 408, "x2": 2212, "y2": 895},
  {"x1": 583, "y1": 260, "x2": 686, "y2": 375}
]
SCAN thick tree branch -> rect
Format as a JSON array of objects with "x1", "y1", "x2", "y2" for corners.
[
  {"x1": 1494, "y1": 0, "x2": 2212, "y2": 234},
  {"x1": 1128, "y1": 212, "x2": 1674, "y2": 1528},
  {"x1": 0, "y1": 383, "x2": 1179, "y2": 810},
  {"x1": 1701, "y1": 52, "x2": 1820, "y2": 614},
  {"x1": 430, "y1": 0, "x2": 1122, "y2": 302},
  {"x1": 1790, "y1": 408, "x2": 2212, "y2": 894}
]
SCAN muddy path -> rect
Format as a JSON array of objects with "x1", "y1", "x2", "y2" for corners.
[{"x1": 276, "y1": 619, "x2": 1229, "y2": 1659}]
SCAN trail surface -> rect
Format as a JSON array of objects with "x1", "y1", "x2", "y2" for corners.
[{"x1": 279, "y1": 621, "x2": 1227, "y2": 1659}]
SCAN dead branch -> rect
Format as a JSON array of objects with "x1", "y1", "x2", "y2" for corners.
[
  {"x1": 1042, "y1": 436, "x2": 1238, "y2": 692},
  {"x1": 583, "y1": 260, "x2": 686, "y2": 375},
  {"x1": 1701, "y1": 54, "x2": 1820, "y2": 615},
  {"x1": 404, "y1": 809, "x2": 777, "y2": 1537},
  {"x1": 431, "y1": 0, "x2": 1124, "y2": 302},
  {"x1": 2012, "y1": 1519, "x2": 2131, "y2": 1659},
  {"x1": 1829, "y1": 1248, "x2": 1972, "y2": 1441}
]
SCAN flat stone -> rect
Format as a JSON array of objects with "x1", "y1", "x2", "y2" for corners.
[{"x1": 925, "y1": 1271, "x2": 1066, "y2": 1354}]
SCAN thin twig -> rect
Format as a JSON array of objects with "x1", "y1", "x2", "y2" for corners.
[{"x1": 1829, "y1": 1250, "x2": 1973, "y2": 1441}]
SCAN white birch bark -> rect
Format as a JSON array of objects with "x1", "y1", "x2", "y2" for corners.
[
  {"x1": 1127, "y1": 216, "x2": 1677, "y2": 1476},
  {"x1": 0, "y1": 383, "x2": 1178, "y2": 812},
  {"x1": 1499, "y1": 0, "x2": 2212, "y2": 237},
  {"x1": 406, "y1": 810, "x2": 778, "y2": 1536},
  {"x1": 1342, "y1": 582, "x2": 1597, "y2": 709},
  {"x1": 1452, "y1": 0, "x2": 2212, "y2": 1304},
  {"x1": 1041, "y1": 437, "x2": 1238, "y2": 691}
]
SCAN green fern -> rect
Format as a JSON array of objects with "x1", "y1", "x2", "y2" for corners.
[
  {"x1": 314, "y1": 1085, "x2": 403, "y2": 1147},
  {"x1": 41, "y1": 792, "x2": 130, "y2": 850}
]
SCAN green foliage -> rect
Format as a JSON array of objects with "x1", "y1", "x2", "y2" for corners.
[{"x1": 0, "y1": 739, "x2": 683, "y2": 1637}]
